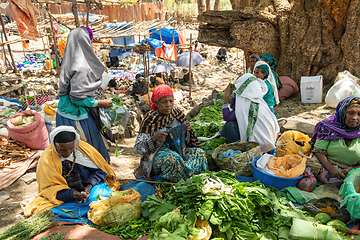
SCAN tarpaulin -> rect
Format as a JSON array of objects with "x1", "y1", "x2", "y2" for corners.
[
  {"x1": 9, "y1": 0, "x2": 39, "y2": 40},
  {"x1": 144, "y1": 38, "x2": 177, "y2": 61},
  {"x1": 150, "y1": 26, "x2": 187, "y2": 47}
]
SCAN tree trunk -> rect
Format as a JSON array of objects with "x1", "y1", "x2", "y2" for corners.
[
  {"x1": 197, "y1": 0, "x2": 206, "y2": 14},
  {"x1": 198, "y1": 0, "x2": 358, "y2": 85},
  {"x1": 205, "y1": 0, "x2": 211, "y2": 11},
  {"x1": 214, "y1": 0, "x2": 220, "y2": 10}
]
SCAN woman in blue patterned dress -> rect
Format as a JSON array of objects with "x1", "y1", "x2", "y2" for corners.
[{"x1": 134, "y1": 84, "x2": 208, "y2": 182}]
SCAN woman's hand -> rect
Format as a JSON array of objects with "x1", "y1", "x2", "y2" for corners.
[
  {"x1": 85, "y1": 184, "x2": 92, "y2": 194},
  {"x1": 185, "y1": 121, "x2": 191, "y2": 132},
  {"x1": 98, "y1": 100, "x2": 112, "y2": 108},
  {"x1": 223, "y1": 85, "x2": 233, "y2": 104},
  {"x1": 151, "y1": 132, "x2": 168, "y2": 142},
  {"x1": 329, "y1": 166, "x2": 345, "y2": 179},
  {"x1": 73, "y1": 190, "x2": 90, "y2": 203},
  {"x1": 341, "y1": 168, "x2": 352, "y2": 177}
]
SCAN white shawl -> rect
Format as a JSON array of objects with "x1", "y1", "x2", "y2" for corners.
[{"x1": 234, "y1": 73, "x2": 279, "y2": 153}]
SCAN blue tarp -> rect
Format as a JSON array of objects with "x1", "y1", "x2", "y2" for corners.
[
  {"x1": 108, "y1": 21, "x2": 135, "y2": 57},
  {"x1": 149, "y1": 26, "x2": 184, "y2": 45}
]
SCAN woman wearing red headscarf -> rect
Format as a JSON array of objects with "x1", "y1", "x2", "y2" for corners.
[{"x1": 134, "y1": 85, "x2": 208, "y2": 182}]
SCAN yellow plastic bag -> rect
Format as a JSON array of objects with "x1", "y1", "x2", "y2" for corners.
[
  {"x1": 88, "y1": 189, "x2": 142, "y2": 227},
  {"x1": 267, "y1": 155, "x2": 306, "y2": 178},
  {"x1": 276, "y1": 130, "x2": 312, "y2": 157}
]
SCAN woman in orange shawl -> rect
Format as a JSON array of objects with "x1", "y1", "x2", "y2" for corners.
[{"x1": 24, "y1": 126, "x2": 119, "y2": 223}]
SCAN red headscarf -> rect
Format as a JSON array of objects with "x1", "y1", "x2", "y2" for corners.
[{"x1": 151, "y1": 84, "x2": 173, "y2": 110}]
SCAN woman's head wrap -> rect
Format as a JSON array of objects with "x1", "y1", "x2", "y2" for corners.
[
  {"x1": 336, "y1": 96, "x2": 360, "y2": 128},
  {"x1": 260, "y1": 53, "x2": 277, "y2": 68},
  {"x1": 250, "y1": 54, "x2": 260, "y2": 61},
  {"x1": 84, "y1": 26, "x2": 93, "y2": 40},
  {"x1": 53, "y1": 131, "x2": 76, "y2": 143},
  {"x1": 150, "y1": 84, "x2": 173, "y2": 111},
  {"x1": 256, "y1": 64, "x2": 269, "y2": 79},
  {"x1": 50, "y1": 126, "x2": 81, "y2": 153}
]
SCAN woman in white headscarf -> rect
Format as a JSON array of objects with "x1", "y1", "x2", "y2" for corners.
[
  {"x1": 56, "y1": 27, "x2": 112, "y2": 162},
  {"x1": 24, "y1": 126, "x2": 119, "y2": 222},
  {"x1": 233, "y1": 73, "x2": 280, "y2": 152}
]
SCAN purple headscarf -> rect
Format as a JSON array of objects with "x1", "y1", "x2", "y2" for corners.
[
  {"x1": 311, "y1": 96, "x2": 360, "y2": 145},
  {"x1": 84, "y1": 26, "x2": 93, "y2": 40},
  {"x1": 250, "y1": 54, "x2": 260, "y2": 61}
]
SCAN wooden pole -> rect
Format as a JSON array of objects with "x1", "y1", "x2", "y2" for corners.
[
  {"x1": 86, "y1": 0, "x2": 90, "y2": 27},
  {"x1": 0, "y1": 16, "x2": 17, "y2": 73},
  {"x1": 159, "y1": 28, "x2": 162, "y2": 41},
  {"x1": 188, "y1": 34, "x2": 192, "y2": 100},
  {"x1": 72, "y1": 0, "x2": 80, "y2": 27},
  {"x1": 48, "y1": 7, "x2": 61, "y2": 76},
  {"x1": 0, "y1": 29, "x2": 7, "y2": 67}
]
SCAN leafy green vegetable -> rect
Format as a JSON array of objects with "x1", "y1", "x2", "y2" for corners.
[
  {"x1": 142, "y1": 171, "x2": 312, "y2": 240},
  {"x1": 191, "y1": 122, "x2": 223, "y2": 138},
  {"x1": 192, "y1": 99, "x2": 223, "y2": 123},
  {"x1": 110, "y1": 191, "x2": 130, "y2": 196},
  {"x1": 95, "y1": 217, "x2": 150, "y2": 239}
]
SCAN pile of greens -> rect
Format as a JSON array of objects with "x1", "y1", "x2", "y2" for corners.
[
  {"x1": 192, "y1": 99, "x2": 223, "y2": 124},
  {"x1": 191, "y1": 122, "x2": 223, "y2": 138},
  {"x1": 95, "y1": 217, "x2": 150, "y2": 239},
  {"x1": 141, "y1": 170, "x2": 310, "y2": 240}
]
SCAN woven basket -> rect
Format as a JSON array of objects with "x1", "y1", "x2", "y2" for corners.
[{"x1": 212, "y1": 141, "x2": 261, "y2": 176}]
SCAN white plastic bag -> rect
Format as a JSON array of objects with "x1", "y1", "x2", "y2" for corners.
[{"x1": 325, "y1": 71, "x2": 360, "y2": 108}]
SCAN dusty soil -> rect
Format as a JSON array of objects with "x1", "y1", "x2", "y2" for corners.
[{"x1": 0, "y1": 30, "x2": 336, "y2": 237}]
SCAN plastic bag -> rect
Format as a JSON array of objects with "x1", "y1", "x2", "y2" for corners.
[
  {"x1": 303, "y1": 197, "x2": 350, "y2": 223},
  {"x1": 325, "y1": 70, "x2": 360, "y2": 108},
  {"x1": 99, "y1": 105, "x2": 130, "y2": 130},
  {"x1": 88, "y1": 189, "x2": 142, "y2": 227},
  {"x1": 267, "y1": 155, "x2": 306, "y2": 178},
  {"x1": 276, "y1": 130, "x2": 311, "y2": 157},
  {"x1": 212, "y1": 141, "x2": 261, "y2": 176},
  {"x1": 339, "y1": 168, "x2": 360, "y2": 221}
]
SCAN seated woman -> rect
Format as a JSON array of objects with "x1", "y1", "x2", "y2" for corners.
[
  {"x1": 308, "y1": 97, "x2": 360, "y2": 185},
  {"x1": 246, "y1": 54, "x2": 260, "y2": 73},
  {"x1": 24, "y1": 126, "x2": 119, "y2": 223},
  {"x1": 220, "y1": 73, "x2": 279, "y2": 152},
  {"x1": 134, "y1": 84, "x2": 208, "y2": 182},
  {"x1": 260, "y1": 53, "x2": 282, "y2": 89},
  {"x1": 253, "y1": 61, "x2": 280, "y2": 116}
]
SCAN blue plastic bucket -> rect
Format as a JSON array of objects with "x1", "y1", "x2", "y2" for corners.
[{"x1": 251, "y1": 157, "x2": 304, "y2": 190}]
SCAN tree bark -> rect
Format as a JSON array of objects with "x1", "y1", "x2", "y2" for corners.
[
  {"x1": 205, "y1": 0, "x2": 211, "y2": 11},
  {"x1": 214, "y1": 0, "x2": 220, "y2": 10},
  {"x1": 198, "y1": 0, "x2": 358, "y2": 85},
  {"x1": 197, "y1": 0, "x2": 206, "y2": 14}
]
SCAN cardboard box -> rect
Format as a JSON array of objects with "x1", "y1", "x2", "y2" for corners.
[{"x1": 301, "y1": 75, "x2": 323, "y2": 103}]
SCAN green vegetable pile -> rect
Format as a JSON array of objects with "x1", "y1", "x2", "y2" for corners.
[
  {"x1": 0, "y1": 211, "x2": 55, "y2": 240},
  {"x1": 141, "y1": 170, "x2": 310, "y2": 239},
  {"x1": 95, "y1": 217, "x2": 150, "y2": 239},
  {"x1": 192, "y1": 99, "x2": 223, "y2": 124},
  {"x1": 192, "y1": 122, "x2": 223, "y2": 138}
]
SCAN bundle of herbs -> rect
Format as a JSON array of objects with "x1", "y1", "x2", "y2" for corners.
[{"x1": 0, "y1": 211, "x2": 55, "y2": 240}]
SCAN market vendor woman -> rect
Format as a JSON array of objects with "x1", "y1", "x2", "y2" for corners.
[
  {"x1": 24, "y1": 126, "x2": 119, "y2": 222},
  {"x1": 134, "y1": 84, "x2": 209, "y2": 182},
  {"x1": 308, "y1": 97, "x2": 360, "y2": 183}
]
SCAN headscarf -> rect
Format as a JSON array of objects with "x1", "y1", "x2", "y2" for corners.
[
  {"x1": 259, "y1": 53, "x2": 282, "y2": 89},
  {"x1": 254, "y1": 61, "x2": 280, "y2": 104},
  {"x1": 260, "y1": 53, "x2": 277, "y2": 68},
  {"x1": 59, "y1": 27, "x2": 105, "y2": 100},
  {"x1": 250, "y1": 54, "x2": 260, "y2": 61},
  {"x1": 150, "y1": 84, "x2": 173, "y2": 111},
  {"x1": 311, "y1": 97, "x2": 360, "y2": 145},
  {"x1": 256, "y1": 64, "x2": 269, "y2": 79},
  {"x1": 50, "y1": 126, "x2": 98, "y2": 169}
]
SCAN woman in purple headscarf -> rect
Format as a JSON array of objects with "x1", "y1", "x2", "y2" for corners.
[
  {"x1": 308, "y1": 97, "x2": 360, "y2": 183},
  {"x1": 246, "y1": 54, "x2": 260, "y2": 74}
]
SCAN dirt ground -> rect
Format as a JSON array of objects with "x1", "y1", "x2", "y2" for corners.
[{"x1": 0, "y1": 29, "x2": 336, "y2": 235}]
